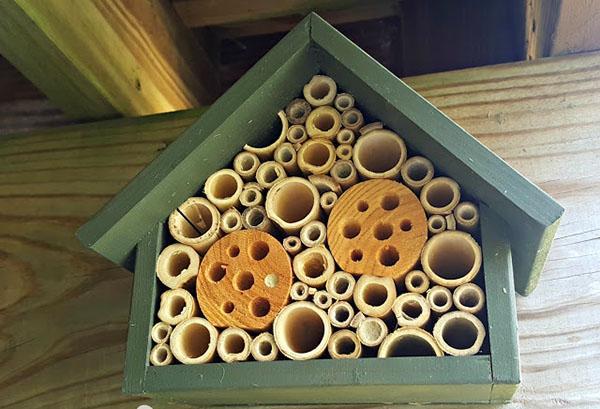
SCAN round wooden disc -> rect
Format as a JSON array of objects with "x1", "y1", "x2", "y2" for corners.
[
  {"x1": 197, "y1": 230, "x2": 293, "y2": 331},
  {"x1": 327, "y1": 179, "x2": 427, "y2": 281}
]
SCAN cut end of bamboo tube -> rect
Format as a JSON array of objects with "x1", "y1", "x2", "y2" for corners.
[
  {"x1": 433, "y1": 311, "x2": 486, "y2": 356},
  {"x1": 274, "y1": 142, "x2": 299, "y2": 175},
  {"x1": 290, "y1": 281, "x2": 310, "y2": 301},
  {"x1": 313, "y1": 290, "x2": 333, "y2": 309},
  {"x1": 353, "y1": 129, "x2": 407, "y2": 179},
  {"x1": 240, "y1": 185, "x2": 263, "y2": 208},
  {"x1": 420, "y1": 177, "x2": 461, "y2": 215},
  {"x1": 326, "y1": 271, "x2": 356, "y2": 301},
  {"x1": 404, "y1": 270, "x2": 430, "y2": 294},
  {"x1": 356, "y1": 316, "x2": 388, "y2": 347},
  {"x1": 241, "y1": 205, "x2": 273, "y2": 233},
  {"x1": 292, "y1": 246, "x2": 335, "y2": 287},
  {"x1": 298, "y1": 139, "x2": 336, "y2": 175},
  {"x1": 328, "y1": 300, "x2": 354, "y2": 328},
  {"x1": 300, "y1": 220, "x2": 327, "y2": 248},
  {"x1": 156, "y1": 243, "x2": 200, "y2": 290},
  {"x1": 287, "y1": 124, "x2": 308, "y2": 144},
  {"x1": 256, "y1": 161, "x2": 287, "y2": 189},
  {"x1": 233, "y1": 151, "x2": 260, "y2": 181},
  {"x1": 157, "y1": 288, "x2": 197, "y2": 325},
  {"x1": 453, "y1": 283, "x2": 485, "y2": 314},
  {"x1": 359, "y1": 121, "x2": 383, "y2": 135},
  {"x1": 170, "y1": 317, "x2": 219, "y2": 364},
  {"x1": 265, "y1": 177, "x2": 320, "y2": 234},
  {"x1": 336, "y1": 128, "x2": 355, "y2": 145},
  {"x1": 303, "y1": 75, "x2": 337, "y2": 107},
  {"x1": 221, "y1": 208, "x2": 243, "y2": 234},
  {"x1": 244, "y1": 110, "x2": 288, "y2": 160},
  {"x1": 330, "y1": 160, "x2": 359, "y2": 191},
  {"x1": 426, "y1": 285, "x2": 453, "y2": 314},
  {"x1": 320, "y1": 191, "x2": 338, "y2": 215},
  {"x1": 454, "y1": 201, "x2": 480, "y2": 233},
  {"x1": 335, "y1": 144, "x2": 353, "y2": 161},
  {"x1": 392, "y1": 293, "x2": 431, "y2": 328},
  {"x1": 217, "y1": 327, "x2": 252, "y2": 363},
  {"x1": 401, "y1": 156, "x2": 434, "y2": 193},
  {"x1": 168, "y1": 197, "x2": 221, "y2": 254},
  {"x1": 150, "y1": 343, "x2": 174, "y2": 366},
  {"x1": 204, "y1": 169, "x2": 243, "y2": 212},
  {"x1": 353, "y1": 275, "x2": 397, "y2": 318},
  {"x1": 251, "y1": 332, "x2": 279, "y2": 361},
  {"x1": 334, "y1": 93, "x2": 355, "y2": 112},
  {"x1": 378, "y1": 327, "x2": 443, "y2": 357},
  {"x1": 328, "y1": 329, "x2": 362, "y2": 359},
  {"x1": 341, "y1": 108, "x2": 364, "y2": 131},
  {"x1": 306, "y1": 106, "x2": 342, "y2": 140},
  {"x1": 283, "y1": 235, "x2": 302, "y2": 256},
  {"x1": 151, "y1": 322, "x2": 173, "y2": 344},
  {"x1": 428, "y1": 214, "x2": 447, "y2": 235},
  {"x1": 285, "y1": 98, "x2": 311, "y2": 125}
]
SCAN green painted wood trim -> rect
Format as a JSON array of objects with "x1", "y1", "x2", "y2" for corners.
[{"x1": 308, "y1": 13, "x2": 563, "y2": 295}]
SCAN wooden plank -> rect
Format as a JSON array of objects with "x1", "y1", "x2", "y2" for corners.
[
  {"x1": 0, "y1": 0, "x2": 217, "y2": 119},
  {"x1": 525, "y1": 0, "x2": 562, "y2": 59}
]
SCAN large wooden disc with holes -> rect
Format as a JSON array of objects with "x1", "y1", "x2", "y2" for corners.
[
  {"x1": 327, "y1": 179, "x2": 427, "y2": 280},
  {"x1": 197, "y1": 230, "x2": 293, "y2": 331}
]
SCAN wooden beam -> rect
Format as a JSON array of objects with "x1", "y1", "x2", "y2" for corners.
[
  {"x1": 0, "y1": 0, "x2": 218, "y2": 119},
  {"x1": 525, "y1": 0, "x2": 562, "y2": 59}
]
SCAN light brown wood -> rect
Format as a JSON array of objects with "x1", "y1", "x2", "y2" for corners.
[
  {"x1": 328, "y1": 179, "x2": 428, "y2": 280},
  {"x1": 196, "y1": 230, "x2": 293, "y2": 331}
]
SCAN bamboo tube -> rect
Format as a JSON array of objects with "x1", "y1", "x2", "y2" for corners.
[
  {"x1": 453, "y1": 283, "x2": 485, "y2": 314},
  {"x1": 256, "y1": 161, "x2": 287, "y2": 189},
  {"x1": 204, "y1": 169, "x2": 243, "y2": 212},
  {"x1": 445, "y1": 214, "x2": 457, "y2": 230},
  {"x1": 308, "y1": 287, "x2": 317, "y2": 296},
  {"x1": 426, "y1": 285, "x2": 453, "y2": 314},
  {"x1": 454, "y1": 201, "x2": 480, "y2": 233},
  {"x1": 241, "y1": 205, "x2": 273, "y2": 233},
  {"x1": 335, "y1": 144, "x2": 353, "y2": 161},
  {"x1": 151, "y1": 322, "x2": 173, "y2": 344},
  {"x1": 300, "y1": 220, "x2": 327, "y2": 248},
  {"x1": 290, "y1": 281, "x2": 310, "y2": 301},
  {"x1": 150, "y1": 343, "x2": 173, "y2": 366},
  {"x1": 336, "y1": 128, "x2": 355, "y2": 145},
  {"x1": 328, "y1": 301, "x2": 354, "y2": 328},
  {"x1": 156, "y1": 243, "x2": 199, "y2": 289},
  {"x1": 356, "y1": 316, "x2": 388, "y2": 347},
  {"x1": 378, "y1": 328, "x2": 443, "y2": 357},
  {"x1": 265, "y1": 177, "x2": 320, "y2": 234},
  {"x1": 274, "y1": 142, "x2": 299, "y2": 175},
  {"x1": 353, "y1": 130, "x2": 407, "y2": 179},
  {"x1": 427, "y1": 214, "x2": 446, "y2": 235},
  {"x1": 326, "y1": 271, "x2": 356, "y2": 301},
  {"x1": 334, "y1": 93, "x2": 355, "y2": 112},
  {"x1": 320, "y1": 191, "x2": 338, "y2": 215},
  {"x1": 350, "y1": 311, "x2": 366, "y2": 329},
  {"x1": 392, "y1": 293, "x2": 431, "y2": 328},
  {"x1": 285, "y1": 98, "x2": 311, "y2": 125},
  {"x1": 221, "y1": 208, "x2": 243, "y2": 234},
  {"x1": 292, "y1": 246, "x2": 335, "y2": 287},
  {"x1": 341, "y1": 108, "x2": 364, "y2": 131},
  {"x1": 170, "y1": 317, "x2": 218, "y2": 364},
  {"x1": 283, "y1": 236, "x2": 302, "y2": 257},
  {"x1": 217, "y1": 327, "x2": 252, "y2": 363},
  {"x1": 420, "y1": 177, "x2": 461, "y2": 215},
  {"x1": 328, "y1": 329, "x2": 362, "y2": 359},
  {"x1": 169, "y1": 197, "x2": 221, "y2": 254},
  {"x1": 273, "y1": 301, "x2": 332, "y2": 360},
  {"x1": 157, "y1": 288, "x2": 197, "y2": 325},
  {"x1": 400, "y1": 156, "x2": 434, "y2": 194},
  {"x1": 244, "y1": 110, "x2": 288, "y2": 160},
  {"x1": 287, "y1": 124, "x2": 308, "y2": 144},
  {"x1": 404, "y1": 270, "x2": 430, "y2": 294},
  {"x1": 433, "y1": 311, "x2": 486, "y2": 356},
  {"x1": 307, "y1": 174, "x2": 342, "y2": 194},
  {"x1": 240, "y1": 185, "x2": 263, "y2": 207},
  {"x1": 251, "y1": 332, "x2": 279, "y2": 362},
  {"x1": 330, "y1": 160, "x2": 359, "y2": 190},
  {"x1": 359, "y1": 121, "x2": 383, "y2": 135},
  {"x1": 421, "y1": 231, "x2": 482, "y2": 288},
  {"x1": 233, "y1": 151, "x2": 260, "y2": 181},
  {"x1": 353, "y1": 275, "x2": 396, "y2": 318},
  {"x1": 305, "y1": 106, "x2": 342, "y2": 140},
  {"x1": 293, "y1": 142, "x2": 302, "y2": 151},
  {"x1": 303, "y1": 75, "x2": 337, "y2": 107},
  {"x1": 313, "y1": 290, "x2": 333, "y2": 309}
]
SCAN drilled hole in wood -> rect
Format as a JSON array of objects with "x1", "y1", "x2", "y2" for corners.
[
  {"x1": 374, "y1": 222, "x2": 393, "y2": 240},
  {"x1": 249, "y1": 241, "x2": 269, "y2": 261},
  {"x1": 362, "y1": 283, "x2": 388, "y2": 307},
  {"x1": 400, "y1": 219, "x2": 412, "y2": 232},
  {"x1": 228, "y1": 245, "x2": 240, "y2": 258},
  {"x1": 381, "y1": 194, "x2": 399, "y2": 210},
  {"x1": 222, "y1": 301, "x2": 235, "y2": 314},
  {"x1": 442, "y1": 318, "x2": 478, "y2": 349},
  {"x1": 168, "y1": 252, "x2": 190, "y2": 277},
  {"x1": 207, "y1": 263, "x2": 226, "y2": 282},
  {"x1": 343, "y1": 221, "x2": 361, "y2": 239},
  {"x1": 250, "y1": 297, "x2": 270, "y2": 317},
  {"x1": 234, "y1": 271, "x2": 254, "y2": 291},
  {"x1": 357, "y1": 200, "x2": 369, "y2": 212},
  {"x1": 378, "y1": 246, "x2": 399, "y2": 267},
  {"x1": 350, "y1": 249, "x2": 363, "y2": 262}
]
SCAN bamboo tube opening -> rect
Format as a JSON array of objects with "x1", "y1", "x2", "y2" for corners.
[
  {"x1": 283, "y1": 236, "x2": 302, "y2": 256},
  {"x1": 240, "y1": 186, "x2": 262, "y2": 207},
  {"x1": 313, "y1": 290, "x2": 333, "y2": 309},
  {"x1": 334, "y1": 93, "x2": 355, "y2": 112},
  {"x1": 290, "y1": 281, "x2": 309, "y2": 301},
  {"x1": 320, "y1": 191, "x2": 338, "y2": 215},
  {"x1": 427, "y1": 214, "x2": 446, "y2": 235},
  {"x1": 300, "y1": 220, "x2": 327, "y2": 247},
  {"x1": 251, "y1": 332, "x2": 279, "y2": 361},
  {"x1": 404, "y1": 270, "x2": 430, "y2": 294},
  {"x1": 298, "y1": 140, "x2": 336, "y2": 173},
  {"x1": 274, "y1": 143, "x2": 297, "y2": 172},
  {"x1": 242, "y1": 205, "x2": 272, "y2": 232},
  {"x1": 378, "y1": 328, "x2": 443, "y2": 357},
  {"x1": 359, "y1": 121, "x2": 383, "y2": 135},
  {"x1": 244, "y1": 110, "x2": 288, "y2": 160},
  {"x1": 205, "y1": 169, "x2": 243, "y2": 212},
  {"x1": 217, "y1": 327, "x2": 252, "y2": 363},
  {"x1": 169, "y1": 198, "x2": 220, "y2": 254},
  {"x1": 158, "y1": 288, "x2": 197, "y2": 325},
  {"x1": 233, "y1": 151, "x2": 260, "y2": 181},
  {"x1": 354, "y1": 275, "x2": 396, "y2": 318},
  {"x1": 420, "y1": 177, "x2": 461, "y2": 215},
  {"x1": 150, "y1": 343, "x2": 173, "y2": 366},
  {"x1": 221, "y1": 208, "x2": 242, "y2": 234},
  {"x1": 341, "y1": 108, "x2": 364, "y2": 131},
  {"x1": 326, "y1": 271, "x2": 355, "y2": 300},
  {"x1": 156, "y1": 244, "x2": 199, "y2": 289},
  {"x1": 305, "y1": 106, "x2": 341, "y2": 140},
  {"x1": 303, "y1": 75, "x2": 337, "y2": 106},
  {"x1": 328, "y1": 301, "x2": 354, "y2": 328},
  {"x1": 426, "y1": 285, "x2": 453, "y2": 313},
  {"x1": 328, "y1": 329, "x2": 361, "y2": 359},
  {"x1": 151, "y1": 322, "x2": 172, "y2": 344},
  {"x1": 335, "y1": 144, "x2": 353, "y2": 161},
  {"x1": 331, "y1": 160, "x2": 358, "y2": 190},
  {"x1": 433, "y1": 311, "x2": 485, "y2": 356},
  {"x1": 336, "y1": 128, "x2": 355, "y2": 144},
  {"x1": 401, "y1": 156, "x2": 434, "y2": 193},
  {"x1": 453, "y1": 283, "x2": 485, "y2": 314},
  {"x1": 393, "y1": 293, "x2": 430, "y2": 328},
  {"x1": 293, "y1": 246, "x2": 335, "y2": 287},
  {"x1": 171, "y1": 318, "x2": 218, "y2": 364},
  {"x1": 454, "y1": 201, "x2": 480, "y2": 233},
  {"x1": 266, "y1": 177, "x2": 319, "y2": 233},
  {"x1": 256, "y1": 161, "x2": 286, "y2": 189},
  {"x1": 287, "y1": 125, "x2": 308, "y2": 144},
  {"x1": 356, "y1": 317, "x2": 388, "y2": 347},
  {"x1": 353, "y1": 130, "x2": 407, "y2": 179},
  {"x1": 285, "y1": 98, "x2": 311, "y2": 125}
]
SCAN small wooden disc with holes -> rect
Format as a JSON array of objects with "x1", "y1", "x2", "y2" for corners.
[
  {"x1": 327, "y1": 179, "x2": 427, "y2": 281},
  {"x1": 197, "y1": 230, "x2": 293, "y2": 331}
]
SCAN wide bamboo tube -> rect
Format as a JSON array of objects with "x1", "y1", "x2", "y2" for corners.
[
  {"x1": 307, "y1": 174, "x2": 342, "y2": 195},
  {"x1": 256, "y1": 161, "x2": 287, "y2": 189},
  {"x1": 273, "y1": 301, "x2": 332, "y2": 360},
  {"x1": 320, "y1": 191, "x2": 338, "y2": 215},
  {"x1": 274, "y1": 142, "x2": 299, "y2": 175},
  {"x1": 392, "y1": 293, "x2": 431, "y2": 328},
  {"x1": 328, "y1": 301, "x2": 354, "y2": 328},
  {"x1": 427, "y1": 214, "x2": 447, "y2": 235},
  {"x1": 336, "y1": 128, "x2": 355, "y2": 145},
  {"x1": 233, "y1": 151, "x2": 260, "y2": 181},
  {"x1": 287, "y1": 124, "x2": 308, "y2": 144},
  {"x1": 454, "y1": 201, "x2": 480, "y2": 233},
  {"x1": 292, "y1": 246, "x2": 335, "y2": 287},
  {"x1": 453, "y1": 283, "x2": 485, "y2": 314},
  {"x1": 251, "y1": 332, "x2": 279, "y2": 362},
  {"x1": 341, "y1": 108, "x2": 364, "y2": 131},
  {"x1": 421, "y1": 231, "x2": 482, "y2": 288},
  {"x1": 313, "y1": 290, "x2": 333, "y2": 309},
  {"x1": 404, "y1": 270, "x2": 430, "y2": 294},
  {"x1": 353, "y1": 275, "x2": 397, "y2": 318},
  {"x1": 283, "y1": 235, "x2": 302, "y2": 256},
  {"x1": 150, "y1": 343, "x2": 173, "y2": 366},
  {"x1": 170, "y1": 317, "x2": 218, "y2": 364},
  {"x1": 265, "y1": 177, "x2": 320, "y2": 234},
  {"x1": 244, "y1": 110, "x2": 288, "y2": 160},
  {"x1": 378, "y1": 328, "x2": 443, "y2": 357},
  {"x1": 420, "y1": 177, "x2": 461, "y2": 215},
  {"x1": 353, "y1": 130, "x2": 407, "y2": 179},
  {"x1": 290, "y1": 281, "x2": 310, "y2": 301},
  {"x1": 285, "y1": 98, "x2": 311, "y2": 125},
  {"x1": 217, "y1": 327, "x2": 252, "y2": 363},
  {"x1": 359, "y1": 121, "x2": 383, "y2": 135},
  {"x1": 151, "y1": 322, "x2": 173, "y2": 344},
  {"x1": 157, "y1": 288, "x2": 197, "y2": 325},
  {"x1": 400, "y1": 156, "x2": 434, "y2": 193},
  {"x1": 330, "y1": 160, "x2": 359, "y2": 190},
  {"x1": 334, "y1": 93, "x2": 355, "y2": 112},
  {"x1": 326, "y1": 271, "x2": 356, "y2": 301},
  {"x1": 356, "y1": 316, "x2": 388, "y2": 347},
  {"x1": 303, "y1": 75, "x2": 337, "y2": 107},
  {"x1": 426, "y1": 285, "x2": 453, "y2": 314},
  {"x1": 335, "y1": 144, "x2": 353, "y2": 161},
  {"x1": 300, "y1": 220, "x2": 327, "y2": 248},
  {"x1": 298, "y1": 139, "x2": 336, "y2": 175},
  {"x1": 241, "y1": 205, "x2": 273, "y2": 233},
  {"x1": 433, "y1": 311, "x2": 486, "y2": 356},
  {"x1": 240, "y1": 184, "x2": 263, "y2": 207},
  {"x1": 305, "y1": 106, "x2": 342, "y2": 140},
  {"x1": 221, "y1": 207, "x2": 243, "y2": 234},
  {"x1": 328, "y1": 329, "x2": 362, "y2": 359},
  {"x1": 156, "y1": 243, "x2": 199, "y2": 289},
  {"x1": 204, "y1": 169, "x2": 243, "y2": 212},
  {"x1": 169, "y1": 197, "x2": 221, "y2": 254}
]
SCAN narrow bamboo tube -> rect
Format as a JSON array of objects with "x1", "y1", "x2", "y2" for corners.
[
  {"x1": 392, "y1": 293, "x2": 431, "y2": 328},
  {"x1": 221, "y1": 208, "x2": 243, "y2": 234},
  {"x1": 335, "y1": 144, "x2": 353, "y2": 160},
  {"x1": 244, "y1": 110, "x2": 288, "y2": 160},
  {"x1": 292, "y1": 246, "x2": 335, "y2": 287},
  {"x1": 307, "y1": 174, "x2": 342, "y2": 194},
  {"x1": 170, "y1": 317, "x2": 218, "y2": 364},
  {"x1": 300, "y1": 220, "x2": 327, "y2": 248},
  {"x1": 313, "y1": 290, "x2": 333, "y2": 309},
  {"x1": 290, "y1": 281, "x2": 310, "y2": 301},
  {"x1": 404, "y1": 270, "x2": 430, "y2": 294},
  {"x1": 356, "y1": 316, "x2": 388, "y2": 347},
  {"x1": 454, "y1": 201, "x2": 480, "y2": 233},
  {"x1": 328, "y1": 301, "x2": 354, "y2": 328},
  {"x1": 204, "y1": 169, "x2": 243, "y2": 212},
  {"x1": 256, "y1": 161, "x2": 287, "y2": 189},
  {"x1": 427, "y1": 214, "x2": 447, "y2": 235},
  {"x1": 336, "y1": 128, "x2": 355, "y2": 145},
  {"x1": 445, "y1": 214, "x2": 457, "y2": 230},
  {"x1": 151, "y1": 322, "x2": 173, "y2": 344},
  {"x1": 341, "y1": 108, "x2": 364, "y2": 131},
  {"x1": 157, "y1": 288, "x2": 197, "y2": 325},
  {"x1": 233, "y1": 151, "x2": 260, "y2": 181},
  {"x1": 265, "y1": 177, "x2": 320, "y2": 234},
  {"x1": 330, "y1": 160, "x2": 359, "y2": 190},
  {"x1": 298, "y1": 139, "x2": 336, "y2": 175},
  {"x1": 283, "y1": 236, "x2": 302, "y2": 256},
  {"x1": 420, "y1": 177, "x2": 461, "y2": 215},
  {"x1": 320, "y1": 191, "x2": 338, "y2": 215},
  {"x1": 334, "y1": 93, "x2": 355, "y2": 112},
  {"x1": 217, "y1": 327, "x2": 252, "y2": 363},
  {"x1": 350, "y1": 311, "x2": 366, "y2": 329},
  {"x1": 353, "y1": 130, "x2": 407, "y2": 179},
  {"x1": 353, "y1": 275, "x2": 397, "y2": 318},
  {"x1": 241, "y1": 205, "x2": 273, "y2": 233},
  {"x1": 326, "y1": 271, "x2": 356, "y2": 301},
  {"x1": 287, "y1": 124, "x2": 308, "y2": 144},
  {"x1": 156, "y1": 243, "x2": 199, "y2": 289},
  {"x1": 305, "y1": 106, "x2": 342, "y2": 140},
  {"x1": 273, "y1": 301, "x2": 332, "y2": 360},
  {"x1": 169, "y1": 197, "x2": 220, "y2": 254},
  {"x1": 359, "y1": 121, "x2": 383, "y2": 135},
  {"x1": 251, "y1": 332, "x2": 279, "y2": 361},
  {"x1": 400, "y1": 156, "x2": 434, "y2": 193},
  {"x1": 240, "y1": 185, "x2": 263, "y2": 207},
  {"x1": 328, "y1": 329, "x2": 362, "y2": 359},
  {"x1": 303, "y1": 75, "x2": 337, "y2": 106},
  {"x1": 308, "y1": 287, "x2": 317, "y2": 296},
  {"x1": 421, "y1": 231, "x2": 482, "y2": 288},
  {"x1": 274, "y1": 142, "x2": 299, "y2": 175},
  {"x1": 150, "y1": 343, "x2": 173, "y2": 366},
  {"x1": 378, "y1": 328, "x2": 443, "y2": 357},
  {"x1": 453, "y1": 283, "x2": 485, "y2": 314},
  {"x1": 433, "y1": 311, "x2": 486, "y2": 356},
  {"x1": 426, "y1": 285, "x2": 453, "y2": 314},
  {"x1": 285, "y1": 98, "x2": 311, "y2": 125}
]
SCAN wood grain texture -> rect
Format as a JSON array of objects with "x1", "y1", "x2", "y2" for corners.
[{"x1": 1, "y1": 52, "x2": 600, "y2": 407}]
